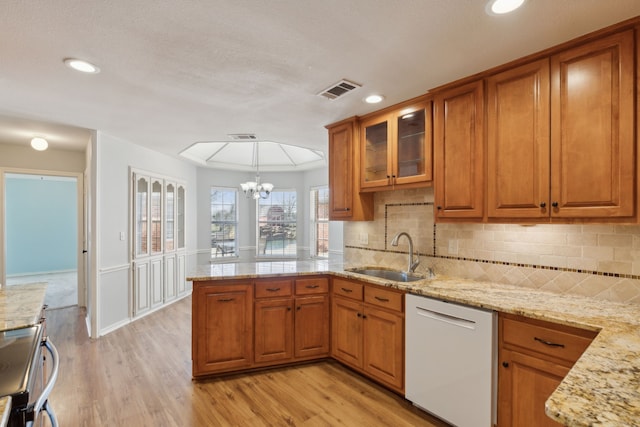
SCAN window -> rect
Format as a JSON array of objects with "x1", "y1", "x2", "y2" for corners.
[
  {"x1": 258, "y1": 190, "x2": 297, "y2": 257},
  {"x1": 311, "y1": 187, "x2": 329, "y2": 258},
  {"x1": 211, "y1": 188, "x2": 238, "y2": 258}
]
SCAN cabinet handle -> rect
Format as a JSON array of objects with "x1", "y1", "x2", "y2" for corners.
[
  {"x1": 218, "y1": 298, "x2": 234, "y2": 302},
  {"x1": 551, "y1": 202, "x2": 559, "y2": 208},
  {"x1": 357, "y1": 312, "x2": 362, "y2": 317},
  {"x1": 341, "y1": 287, "x2": 353, "y2": 293},
  {"x1": 437, "y1": 206, "x2": 442, "y2": 210},
  {"x1": 374, "y1": 296, "x2": 389, "y2": 302},
  {"x1": 343, "y1": 207, "x2": 350, "y2": 211},
  {"x1": 502, "y1": 361, "x2": 509, "y2": 368},
  {"x1": 362, "y1": 314, "x2": 367, "y2": 319},
  {"x1": 387, "y1": 175, "x2": 391, "y2": 179},
  {"x1": 534, "y1": 337, "x2": 565, "y2": 348},
  {"x1": 266, "y1": 288, "x2": 281, "y2": 292},
  {"x1": 296, "y1": 306, "x2": 301, "y2": 311},
  {"x1": 539, "y1": 202, "x2": 546, "y2": 208},
  {"x1": 287, "y1": 307, "x2": 292, "y2": 311},
  {"x1": 306, "y1": 285, "x2": 320, "y2": 289}
]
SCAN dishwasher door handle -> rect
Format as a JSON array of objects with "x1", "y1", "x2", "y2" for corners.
[{"x1": 416, "y1": 306, "x2": 477, "y2": 329}]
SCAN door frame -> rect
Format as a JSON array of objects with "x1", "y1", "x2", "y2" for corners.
[{"x1": 0, "y1": 167, "x2": 85, "y2": 306}]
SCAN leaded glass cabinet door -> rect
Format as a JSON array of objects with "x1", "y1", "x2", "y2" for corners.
[
  {"x1": 165, "y1": 182, "x2": 176, "y2": 251},
  {"x1": 150, "y1": 178, "x2": 163, "y2": 254},
  {"x1": 177, "y1": 184, "x2": 186, "y2": 250},
  {"x1": 134, "y1": 175, "x2": 150, "y2": 257}
]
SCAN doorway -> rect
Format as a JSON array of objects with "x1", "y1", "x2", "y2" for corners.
[{"x1": 2, "y1": 171, "x2": 84, "y2": 309}]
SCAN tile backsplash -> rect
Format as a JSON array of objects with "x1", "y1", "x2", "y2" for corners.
[{"x1": 343, "y1": 187, "x2": 640, "y2": 305}]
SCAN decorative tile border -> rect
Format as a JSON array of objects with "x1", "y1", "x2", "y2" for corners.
[{"x1": 345, "y1": 201, "x2": 640, "y2": 281}]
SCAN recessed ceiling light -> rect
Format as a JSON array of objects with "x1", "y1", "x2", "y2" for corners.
[
  {"x1": 63, "y1": 58, "x2": 100, "y2": 74},
  {"x1": 30, "y1": 137, "x2": 48, "y2": 151},
  {"x1": 364, "y1": 94, "x2": 384, "y2": 104},
  {"x1": 486, "y1": 0, "x2": 526, "y2": 15}
]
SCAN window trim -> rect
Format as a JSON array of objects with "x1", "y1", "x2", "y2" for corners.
[
  {"x1": 256, "y1": 188, "x2": 298, "y2": 258},
  {"x1": 310, "y1": 186, "x2": 329, "y2": 258},
  {"x1": 210, "y1": 186, "x2": 239, "y2": 260}
]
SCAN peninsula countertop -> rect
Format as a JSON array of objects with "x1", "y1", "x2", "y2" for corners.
[
  {"x1": 188, "y1": 261, "x2": 640, "y2": 426},
  {"x1": 0, "y1": 282, "x2": 47, "y2": 332}
]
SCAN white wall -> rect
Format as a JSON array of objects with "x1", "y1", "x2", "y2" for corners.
[{"x1": 95, "y1": 131, "x2": 198, "y2": 334}]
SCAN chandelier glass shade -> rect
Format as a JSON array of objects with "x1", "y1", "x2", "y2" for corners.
[{"x1": 240, "y1": 142, "x2": 274, "y2": 199}]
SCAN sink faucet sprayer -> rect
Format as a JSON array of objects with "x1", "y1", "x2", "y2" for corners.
[{"x1": 391, "y1": 232, "x2": 420, "y2": 273}]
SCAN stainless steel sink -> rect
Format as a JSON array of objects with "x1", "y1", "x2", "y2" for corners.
[{"x1": 348, "y1": 268, "x2": 426, "y2": 282}]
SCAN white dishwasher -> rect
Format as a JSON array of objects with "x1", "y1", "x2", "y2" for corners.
[{"x1": 405, "y1": 294, "x2": 496, "y2": 427}]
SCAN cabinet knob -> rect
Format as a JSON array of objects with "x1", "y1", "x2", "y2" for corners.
[
  {"x1": 539, "y1": 202, "x2": 546, "y2": 208},
  {"x1": 357, "y1": 312, "x2": 362, "y2": 318},
  {"x1": 296, "y1": 306, "x2": 301, "y2": 311},
  {"x1": 502, "y1": 361, "x2": 509, "y2": 368},
  {"x1": 552, "y1": 202, "x2": 559, "y2": 208},
  {"x1": 437, "y1": 206, "x2": 442, "y2": 210},
  {"x1": 287, "y1": 307, "x2": 292, "y2": 311}
]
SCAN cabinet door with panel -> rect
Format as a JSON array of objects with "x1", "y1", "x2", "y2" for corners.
[
  {"x1": 331, "y1": 296, "x2": 363, "y2": 368},
  {"x1": 487, "y1": 59, "x2": 551, "y2": 219},
  {"x1": 362, "y1": 305, "x2": 404, "y2": 390},
  {"x1": 434, "y1": 80, "x2": 485, "y2": 220},
  {"x1": 294, "y1": 277, "x2": 330, "y2": 359},
  {"x1": 192, "y1": 283, "x2": 253, "y2": 377},
  {"x1": 254, "y1": 279, "x2": 294, "y2": 364},
  {"x1": 498, "y1": 313, "x2": 597, "y2": 427},
  {"x1": 550, "y1": 30, "x2": 635, "y2": 219},
  {"x1": 254, "y1": 298, "x2": 294, "y2": 364},
  {"x1": 327, "y1": 119, "x2": 373, "y2": 221}
]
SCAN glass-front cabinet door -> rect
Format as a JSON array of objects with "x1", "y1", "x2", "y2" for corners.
[
  {"x1": 361, "y1": 114, "x2": 393, "y2": 189},
  {"x1": 135, "y1": 175, "x2": 150, "y2": 257},
  {"x1": 360, "y1": 97, "x2": 432, "y2": 191},
  {"x1": 150, "y1": 178, "x2": 163, "y2": 255},
  {"x1": 393, "y1": 100, "x2": 432, "y2": 186},
  {"x1": 177, "y1": 184, "x2": 185, "y2": 250},
  {"x1": 165, "y1": 182, "x2": 175, "y2": 251}
]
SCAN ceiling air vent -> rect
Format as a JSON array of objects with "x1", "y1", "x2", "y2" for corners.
[
  {"x1": 227, "y1": 133, "x2": 257, "y2": 141},
  {"x1": 317, "y1": 79, "x2": 362, "y2": 100}
]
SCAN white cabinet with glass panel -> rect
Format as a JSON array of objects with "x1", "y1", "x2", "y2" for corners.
[{"x1": 132, "y1": 170, "x2": 187, "y2": 317}]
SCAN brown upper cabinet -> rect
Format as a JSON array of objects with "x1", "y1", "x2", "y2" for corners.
[
  {"x1": 487, "y1": 30, "x2": 635, "y2": 221},
  {"x1": 433, "y1": 80, "x2": 485, "y2": 221},
  {"x1": 360, "y1": 97, "x2": 433, "y2": 191},
  {"x1": 326, "y1": 118, "x2": 374, "y2": 221}
]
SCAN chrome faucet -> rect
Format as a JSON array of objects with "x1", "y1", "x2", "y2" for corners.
[{"x1": 391, "y1": 232, "x2": 420, "y2": 273}]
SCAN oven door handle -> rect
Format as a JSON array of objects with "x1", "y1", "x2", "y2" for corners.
[{"x1": 27, "y1": 339, "x2": 60, "y2": 427}]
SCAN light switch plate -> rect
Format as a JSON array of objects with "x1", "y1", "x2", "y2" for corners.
[
  {"x1": 359, "y1": 232, "x2": 369, "y2": 245},
  {"x1": 120, "y1": 231, "x2": 125, "y2": 241}
]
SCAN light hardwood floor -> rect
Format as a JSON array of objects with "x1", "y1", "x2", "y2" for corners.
[{"x1": 45, "y1": 295, "x2": 450, "y2": 426}]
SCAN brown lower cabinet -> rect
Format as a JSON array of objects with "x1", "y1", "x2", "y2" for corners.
[
  {"x1": 192, "y1": 276, "x2": 330, "y2": 378},
  {"x1": 331, "y1": 277, "x2": 405, "y2": 393},
  {"x1": 497, "y1": 313, "x2": 597, "y2": 427}
]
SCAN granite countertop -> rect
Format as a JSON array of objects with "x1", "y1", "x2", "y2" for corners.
[
  {"x1": 188, "y1": 261, "x2": 640, "y2": 426},
  {"x1": 0, "y1": 282, "x2": 47, "y2": 332}
]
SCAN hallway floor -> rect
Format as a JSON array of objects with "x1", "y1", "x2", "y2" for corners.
[{"x1": 6, "y1": 270, "x2": 77, "y2": 308}]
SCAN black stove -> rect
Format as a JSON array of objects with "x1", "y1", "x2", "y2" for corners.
[{"x1": 0, "y1": 325, "x2": 43, "y2": 405}]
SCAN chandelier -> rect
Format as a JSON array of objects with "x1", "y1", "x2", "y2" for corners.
[{"x1": 240, "y1": 142, "x2": 274, "y2": 199}]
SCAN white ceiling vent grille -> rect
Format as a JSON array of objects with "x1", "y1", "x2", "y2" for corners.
[
  {"x1": 317, "y1": 79, "x2": 362, "y2": 100},
  {"x1": 227, "y1": 133, "x2": 257, "y2": 140}
]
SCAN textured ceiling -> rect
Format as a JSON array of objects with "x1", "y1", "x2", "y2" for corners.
[{"x1": 1, "y1": 0, "x2": 640, "y2": 168}]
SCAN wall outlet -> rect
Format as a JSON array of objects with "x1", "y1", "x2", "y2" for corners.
[
  {"x1": 359, "y1": 232, "x2": 369, "y2": 245},
  {"x1": 120, "y1": 231, "x2": 125, "y2": 241},
  {"x1": 448, "y1": 239, "x2": 458, "y2": 255}
]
